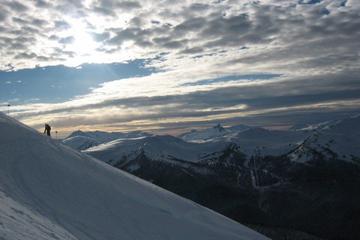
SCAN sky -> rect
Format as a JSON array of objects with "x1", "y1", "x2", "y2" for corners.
[{"x1": 0, "y1": 0, "x2": 360, "y2": 136}]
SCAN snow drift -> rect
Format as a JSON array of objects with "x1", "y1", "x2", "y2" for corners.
[{"x1": 0, "y1": 113, "x2": 267, "y2": 240}]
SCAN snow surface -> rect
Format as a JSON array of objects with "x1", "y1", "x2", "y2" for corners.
[
  {"x1": 63, "y1": 130, "x2": 152, "y2": 151},
  {"x1": 85, "y1": 135, "x2": 229, "y2": 164},
  {"x1": 178, "y1": 124, "x2": 308, "y2": 156},
  {"x1": 289, "y1": 115, "x2": 360, "y2": 163},
  {"x1": 73, "y1": 115, "x2": 359, "y2": 167},
  {"x1": 0, "y1": 113, "x2": 268, "y2": 240},
  {"x1": 179, "y1": 124, "x2": 238, "y2": 143},
  {"x1": 83, "y1": 126, "x2": 311, "y2": 168},
  {"x1": 62, "y1": 135, "x2": 100, "y2": 151}
]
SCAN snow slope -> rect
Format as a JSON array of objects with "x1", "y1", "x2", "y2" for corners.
[
  {"x1": 84, "y1": 126, "x2": 310, "y2": 168},
  {"x1": 178, "y1": 124, "x2": 307, "y2": 156},
  {"x1": 62, "y1": 135, "x2": 101, "y2": 151},
  {"x1": 0, "y1": 113, "x2": 267, "y2": 240},
  {"x1": 289, "y1": 115, "x2": 360, "y2": 163},
  {"x1": 63, "y1": 130, "x2": 152, "y2": 151},
  {"x1": 179, "y1": 123, "x2": 236, "y2": 142},
  {"x1": 85, "y1": 135, "x2": 229, "y2": 164}
]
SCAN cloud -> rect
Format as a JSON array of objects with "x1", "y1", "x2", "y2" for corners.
[
  {"x1": 90, "y1": 31, "x2": 110, "y2": 42},
  {"x1": 1, "y1": 0, "x2": 359, "y2": 134},
  {"x1": 188, "y1": 3, "x2": 210, "y2": 12},
  {"x1": 6, "y1": 67, "x2": 360, "y2": 135},
  {"x1": 54, "y1": 20, "x2": 71, "y2": 30},
  {"x1": 3, "y1": 1, "x2": 29, "y2": 12},
  {"x1": 116, "y1": 1, "x2": 141, "y2": 10},
  {"x1": 1, "y1": 0, "x2": 359, "y2": 72},
  {"x1": 58, "y1": 36, "x2": 75, "y2": 44},
  {"x1": 91, "y1": 0, "x2": 141, "y2": 16},
  {"x1": 14, "y1": 52, "x2": 37, "y2": 59},
  {"x1": 34, "y1": 0, "x2": 52, "y2": 8},
  {"x1": 181, "y1": 73, "x2": 282, "y2": 86}
]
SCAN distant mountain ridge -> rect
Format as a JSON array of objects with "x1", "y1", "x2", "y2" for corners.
[
  {"x1": 63, "y1": 130, "x2": 152, "y2": 150},
  {"x1": 179, "y1": 123, "x2": 251, "y2": 143},
  {"x1": 63, "y1": 115, "x2": 360, "y2": 239},
  {"x1": 288, "y1": 115, "x2": 360, "y2": 164},
  {"x1": 85, "y1": 135, "x2": 230, "y2": 165},
  {"x1": 64, "y1": 115, "x2": 360, "y2": 165}
]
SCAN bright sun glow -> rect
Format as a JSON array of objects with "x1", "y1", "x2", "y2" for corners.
[{"x1": 66, "y1": 20, "x2": 99, "y2": 62}]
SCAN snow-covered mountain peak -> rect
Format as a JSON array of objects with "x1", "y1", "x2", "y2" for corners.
[
  {"x1": 63, "y1": 129, "x2": 153, "y2": 151},
  {"x1": 179, "y1": 123, "x2": 255, "y2": 143},
  {"x1": 0, "y1": 113, "x2": 268, "y2": 240},
  {"x1": 67, "y1": 129, "x2": 86, "y2": 138},
  {"x1": 288, "y1": 115, "x2": 360, "y2": 163},
  {"x1": 86, "y1": 134, "x2": 231, "y2": 164},
  {"x1": 62, "y1": 135, "x2": 101, "y2": 150},
  {"x1": 179, "y1": 124, "x2": 232, "y2": 142},
  {"x1": 291, "y1": 114, "x2": 360, "y2": 133}
]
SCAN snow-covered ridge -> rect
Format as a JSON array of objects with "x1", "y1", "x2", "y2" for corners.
[
  {"x1": 178, "y1": 124, "x2": 310, "y2": 156},
  {"x1": 63, "y1": 130, "x2": 152, "y2": 150},
  {"x1": 67, "y1": 115, "x2": 360, "y2": 168},
  {"x1": 179, "y1": 123, "x2": 249, "y2": 143},
  {"x1": 0, "y1": 113, "x2": 267, "y2": 240},
  {"x1": 288, "y1": 115, "x2": 360, "y2": 163},
  {"x1": 179, "y1": 116, "x2": 360, "y2": 160},
  {"x1": 67, "y1": 129, "x2": 152, "y2": 142},
  {"x1": 62, "y1": 135, "x2": 100, "y2": 151},
  {"x1": 85, "y1": 135, "x2": 230, "y2": 164}
]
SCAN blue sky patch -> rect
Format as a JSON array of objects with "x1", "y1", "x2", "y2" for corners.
[{"x1": 0, "y1": 60, "x2": 154, "y2": 104}]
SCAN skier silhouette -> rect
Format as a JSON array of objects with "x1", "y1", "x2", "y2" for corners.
[{"x1": 44, "y1": 123, "x2": 51, "y2": 137}]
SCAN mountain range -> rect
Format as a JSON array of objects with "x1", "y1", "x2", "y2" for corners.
[{"x1": 63, "y1": 115, "x2": 360, "y2": 240}]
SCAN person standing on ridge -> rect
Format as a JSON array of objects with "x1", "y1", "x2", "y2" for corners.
[{"x1": 44, "y1": 123, "x2": 51, "y2": 137}]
